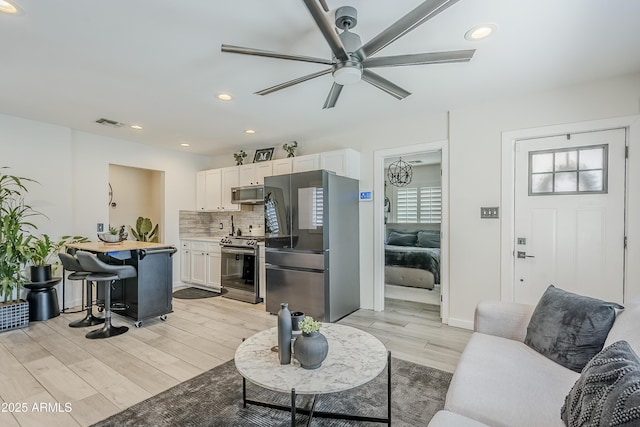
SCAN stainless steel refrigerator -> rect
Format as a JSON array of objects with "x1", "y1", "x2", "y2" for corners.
[{"x1": 264, "y1": 170, "x2": 360, "y2": 322}]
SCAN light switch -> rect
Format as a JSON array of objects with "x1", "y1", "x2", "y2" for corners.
[{"x1": 480, "y1": 207, "x2": 499, "y2": 219}]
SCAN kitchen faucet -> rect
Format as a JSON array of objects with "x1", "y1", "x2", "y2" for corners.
[{"x1": 230, "y1": 215, "x2": 235, "y2": 236}]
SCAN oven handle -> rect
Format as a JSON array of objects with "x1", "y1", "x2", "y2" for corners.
[{"x1": 221, "y1": 247, "x2": 256, "y2": 255}]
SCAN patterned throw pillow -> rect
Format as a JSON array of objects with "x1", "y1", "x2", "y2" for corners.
[
  {"x1": 561, "y1": 340, "x2": 640, "y2": 426},
  {"x1": 524, "y1": 285, "x2": 623, "y2": 372}
]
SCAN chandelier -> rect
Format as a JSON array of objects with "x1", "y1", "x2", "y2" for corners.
[{"x1": 387, "y1": 158, "x2": 413, "y2": 187}]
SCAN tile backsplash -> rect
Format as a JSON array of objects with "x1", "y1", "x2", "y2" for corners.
[{"x1": 179, "y1": 206, "x2": 265, "y2": 238}]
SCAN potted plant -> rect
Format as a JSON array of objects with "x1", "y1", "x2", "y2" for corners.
[
  {"x1": 234, "y1": 150, "x2": 247, "y2": 165},
  {"x1": 293, "y1": 316, "x2": 329, "y2": 369},
  {"x1": 28, "y1": 234, "x2": 90, "y2": 281},
  {"x1": 0, "y1": 167, "x2": 40, "y2": 331},
  {"x1": 129, "y1": 217, "x2": 158, "y2": 242},
  {"x1": 283, "y1": 141, "x2": 298, "y2": 158}
]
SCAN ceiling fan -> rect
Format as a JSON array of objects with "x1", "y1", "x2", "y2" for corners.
[{"x1": 221, "y1": 0, "x2": 475, "y2": 109}]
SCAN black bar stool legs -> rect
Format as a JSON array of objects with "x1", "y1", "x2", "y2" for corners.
[
  {"x1": 85, "y1": 276, "x2": 128, "y2": 339},
  {"x1": 76, "y1": 251, "x2": 137, "y2": 340},
  {"x1": 68, "y1": 280, "x2": 105, "y2": 328}
]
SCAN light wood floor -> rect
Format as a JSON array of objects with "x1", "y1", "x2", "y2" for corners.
[{"x1": 0, "y1": 294, "x2": 472, "y2": 427}]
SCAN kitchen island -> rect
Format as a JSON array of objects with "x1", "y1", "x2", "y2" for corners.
[{"x1": 67, "y1": 241, "x2": 177, "y2": 327}]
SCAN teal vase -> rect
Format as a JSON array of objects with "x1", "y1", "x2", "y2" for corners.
[{"x1": 293, "y1": 331, "x2": 328, "y2": 369}]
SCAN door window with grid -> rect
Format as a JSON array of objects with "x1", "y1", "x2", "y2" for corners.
[{"x1": 395, "y1": 186, "x2": 442, "y2": 223}]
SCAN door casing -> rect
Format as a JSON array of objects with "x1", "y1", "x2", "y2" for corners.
[{"x1": 501, "y1": 116, "x2": 638, "y2": 303}]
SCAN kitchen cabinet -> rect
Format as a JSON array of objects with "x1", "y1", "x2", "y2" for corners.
[
  {"x1": 190, "y1": 241, "x2": 207, "y2": 285},
  {"x1": 180, "y1": 239, "x2": 222, "y2": 292},
  {"x1": 321, "y1": 148, "x2": 361, "y2": 180},
  {"x1": 205, "y1": 243, "x2": 221, "y2": 290},
  {"x1": 205, "y1": 169, "x2": 222, "y2": 211},
  {"x1": 239, "y1": 162, "x2": 273, "y2": 186},
  {"x1": 271, "y1": 158, "x2": 292, "y2": 176},
  {"x1": 196, "y1": 171, "x2": 206, "y2": 211},
  {"x1": 180, "y1": 241, "x2": 191, "y2": 282},
  {"x1": 293, "y1": 154, "x2": 320, "y2": 173},
  {"x1": 220, "y1": 167, "x2": 240, "y2": 211}
]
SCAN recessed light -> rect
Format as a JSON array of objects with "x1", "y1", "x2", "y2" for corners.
[
  {"x1": 180, "y1": 143, "x2": 190, "y2": 147},
  {"x1": 0, "y1": 0, "x2": 19, "y2": 14},
  {"x1": 218, "y1": 93, "x2": 232, "y2": 101},
  {"x1": 130, "y1": 124, "x2": 143, "y2": 130},
  {"x1": 465, "y1": 24, "x2": 497, "y2": 41},
  {"x1": 244, "y1": 129, "x2": 256, "y2": 135}
]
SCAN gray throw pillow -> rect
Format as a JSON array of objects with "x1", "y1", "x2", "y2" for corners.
[
  {"x1": 524, "y1": 285, "x2": 623, "y2": 372},
  {"x1": 386, "y1": 231, "x2": 417, "y2": 246},
  {"x1": 561, "y1": 340, "x2": 640, "y2": 426},
  {"x1": 416, "y1": 231, "x2": 441, "y2": 248}
]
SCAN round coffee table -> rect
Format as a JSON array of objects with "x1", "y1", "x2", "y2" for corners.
[{"x1": 235, "y1": 323, "x2": 390, "y2": 425}]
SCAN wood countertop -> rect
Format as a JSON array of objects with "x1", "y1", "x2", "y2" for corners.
[{"x1": 68, "y1": 241, "x2": 176, "y2": 253}]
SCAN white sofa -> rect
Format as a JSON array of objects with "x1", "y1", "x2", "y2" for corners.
[{"x1": 428, "y1": 299, "x2": 640, "y2": 427}]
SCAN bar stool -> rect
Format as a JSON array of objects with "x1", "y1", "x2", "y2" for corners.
[
  {"x1": 76, "y1": 251, "x2": 137, "y2": 339},
  {"x1": 58, "y1": 252, "x2": 105, "y2": 328}
]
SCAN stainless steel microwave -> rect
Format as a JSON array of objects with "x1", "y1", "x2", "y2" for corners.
[{"x1": 231, "y1": 185, "x2": 264, "y2": 204}]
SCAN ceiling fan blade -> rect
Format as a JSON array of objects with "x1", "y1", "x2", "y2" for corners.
[
  {"x1": 356, "y1": 0, "x2": 460, "y2": 60},
  {"x1": 323, "y1": 83, "x2": 344, "y2": 109},
  {"x1": 363, "y1": 49, "x2": 475, "y2": 68},
  {"x1": 302, "y1": 0, "x2": 349, "y2": 62},
  {"x1": 361, "y1": 69, "x2": 411, "y2": 100},
  {"x1": 221, "y1": 44, "x2": 333, "y2": 65},
  {"x1": 255, "y1": 68, "x2": 332, "y2": 96},
  {"x1": 318, "y1": 0, "x2": 329, "y2": 12}
]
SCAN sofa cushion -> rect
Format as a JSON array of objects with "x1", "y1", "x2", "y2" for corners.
[
  {"x1": 561, "y1": 340, "x2": 640, "y2": 427},
  {"x1": 604, "y1": 299, "x2": 640, "y2": 355},
  {"x1": 386, "y1": 231, "x2": 417, "y2": 246},
  {"x1": 428, "y1": 410, "x2": 490, "y2": 427},
  {"x1": 524, "y1": 285, "x2": 623, "y2": 372},
  {"x1": 445, "y1": 332, "x2": 579, "y2": 427}
]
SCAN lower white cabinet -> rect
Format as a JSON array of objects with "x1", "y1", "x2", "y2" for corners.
[
  {"x1": 206, "y1": 243, "x2": 221, "y2": 290},
  {"x1": 180, "y1": 242, "x2": 191, "y2": 282},
  {"x1": 181, "y1": 239, "x2": 221, "y2": 291}
]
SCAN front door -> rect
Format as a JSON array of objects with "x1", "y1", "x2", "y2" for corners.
[{"x1": 513, "y1": 128, "x2": 626, "y2": 305}]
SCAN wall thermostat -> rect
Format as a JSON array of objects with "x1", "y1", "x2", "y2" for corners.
[{"x1": 359, "y1": 191, "x2": 373, "y2": 201}]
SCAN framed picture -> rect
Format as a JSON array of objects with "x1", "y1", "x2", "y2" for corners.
[{"x1": 253, "y1": 147, "x2": 274, "y2": 163}]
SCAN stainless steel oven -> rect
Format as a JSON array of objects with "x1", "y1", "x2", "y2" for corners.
[{"x1": 219, "y1": 237, "x2": 262, "y2": 304}]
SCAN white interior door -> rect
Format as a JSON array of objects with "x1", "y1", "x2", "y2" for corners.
[{"x1": 514, "y1": 128, "x2": 626, "y2": 305}]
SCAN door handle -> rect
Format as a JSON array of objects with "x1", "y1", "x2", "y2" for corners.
[{"x1": 517, "y1": 251, "x2": 535, "y2": 259}]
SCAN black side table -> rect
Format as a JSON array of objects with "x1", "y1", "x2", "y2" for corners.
[{"x1": 24, "y1": 278, "x2": 61, "y2": 321}]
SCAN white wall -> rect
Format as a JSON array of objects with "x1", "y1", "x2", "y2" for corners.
[
  {"x1": 3, "y1": 71, "x2": 640, "y2": 326},
  {"x1": 0, "y1": 115, "x2": 211, "y2": 307}
]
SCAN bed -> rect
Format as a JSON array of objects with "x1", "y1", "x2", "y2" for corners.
[{"x1": 384, "y1": 230, "x2": 440, "y2": 290}]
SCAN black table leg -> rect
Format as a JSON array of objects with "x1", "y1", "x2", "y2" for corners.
[{"x1": 291, "y1": 388, "x2": 296, "y2": 426}]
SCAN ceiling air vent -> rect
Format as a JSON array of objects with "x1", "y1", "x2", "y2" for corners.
[{"x1": 95, "y1": 118, "x2": 125, "y2": 128}]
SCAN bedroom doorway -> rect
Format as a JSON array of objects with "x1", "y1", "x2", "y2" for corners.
[
  {"x1": 373, "y1": 141, "x2": 449, "y2": 323},
  {"x1": 384, "y1": 153, "x2": 442, "y2": 308}
]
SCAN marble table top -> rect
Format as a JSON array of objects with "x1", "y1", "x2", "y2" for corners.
[{"x1": 235, "y1": 323, "x2": 388, "y2": 395}]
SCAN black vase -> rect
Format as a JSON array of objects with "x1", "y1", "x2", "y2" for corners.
[{"x1": 30, "y1": 265, "x2": 52, "y2": 283}]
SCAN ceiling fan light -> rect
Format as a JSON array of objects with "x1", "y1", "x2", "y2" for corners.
[
  {"x1": 0, "y1": 0, "x2": 19, "y2": 14},
  {"x1": 333, "y1": 66, "x2": 362, "y2": 85},
  {"x1": 465, "y1": 24, "x2": 497, "y2": 41}
]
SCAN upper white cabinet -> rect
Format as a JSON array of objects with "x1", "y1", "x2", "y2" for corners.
[
  {"x1": 272, "y1": 158, "x2": 292, "y2": 176},
  {"x1": 205, "y1": 169, "x2": 222, "y2": 211},
  {"x1": 220, "y1": 166, "x2": 240, "y2": 211},
  {"x1": 196, "y1": 149, "x2": 360, "y2": 211},
  {"x1": 239, "y1": 162, "x2": 273, "y2": 186},
  {"x1": 321, "y1": 148, "x2": 360, "y2": 180},
  {"x1": 293, "y1": 154, "x2": 320, "y2": 173},
  {"x1": 196, "y1": 171, "x2": 206, "y2": 211}
]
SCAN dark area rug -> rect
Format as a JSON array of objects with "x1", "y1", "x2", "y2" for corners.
[
  {"x1": 92, "y1": 357, "x2": 451, "y2": 427},
  {"x1": 173, "y1": 287, "x2": 226, "y2": 299}
]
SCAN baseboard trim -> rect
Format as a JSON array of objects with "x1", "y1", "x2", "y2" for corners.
[{"x1": 447, "y1": 317, "x2": 474, "y2": 331}]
